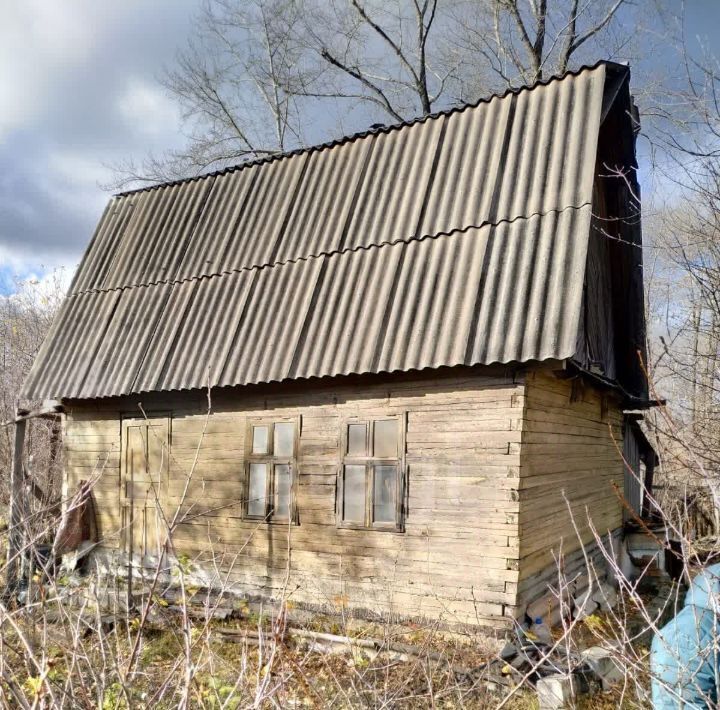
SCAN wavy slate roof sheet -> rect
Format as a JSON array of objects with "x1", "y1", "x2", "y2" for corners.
[{"x1": 23, "y1": 62, "x2": 625, "y2": 400}]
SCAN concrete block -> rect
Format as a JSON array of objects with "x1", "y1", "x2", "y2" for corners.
[
  {"x1": 572, "y1": 588, "x2": 599, "y2": 619},
  {"x1": 572, "y1": 573, "x2": 590, "y2": 593},
  {"x1": 591, "y1": 583, "x2": 618, "y2": 611},
  {"x1": 536, "y1": 674, "x2": 577, "y2": 709},
  {"x1": 581, "y1": 646, "x2": 624, "y2": 690}
]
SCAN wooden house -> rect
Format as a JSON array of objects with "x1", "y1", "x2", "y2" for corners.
[{"x1": 22, "y1": 61, "x2": 655, "y2": 628}]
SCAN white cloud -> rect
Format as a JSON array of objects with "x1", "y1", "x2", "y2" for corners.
[
  {"x1": 117, "y1": 79, "x2": 182, "y2": 138},
  {"x1": 0, "y1": 0, "x2": 198, "y2": 293},
  {"x1": 16, "y1": 266, "x2": 74, "y2": 297},
  {"x1": 0, "y1": 2, "x2": 95, "y2": 138},
  {"x1": 0, "y1": 243, "x2": 75, "y2": 276},
  {"x1": 46, "y1": 150, "x2": 108, "y2": 185}
]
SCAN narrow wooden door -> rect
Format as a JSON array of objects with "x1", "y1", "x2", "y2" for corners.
[{"x1": 121, "y1": 417, "x2": 170, "y2": 560}]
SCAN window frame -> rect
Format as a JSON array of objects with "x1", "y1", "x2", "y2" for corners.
[
  {"x1": 244, "y1": 417, "x2": 299, "y2": 523},
  {"x1": 337, "y1": 415, "x2": 407, "y2": 532}
]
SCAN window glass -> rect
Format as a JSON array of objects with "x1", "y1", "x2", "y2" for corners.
[
  {"x1": 247, "y1": 463, "x2": 268, "y2": 516},
  {"x1": 343, "y1": 465, "x2": 366, "y2": 523},
  {"x1": 373, "y1": 419, "x2": 398, "y2": 458},
  {"x1": 275, "y1": 464, "x2": 291, "y2": 518},
  {"x1": 347, "y1": 423, "x2": 367, "y2": 456},
  {"x1": 338, "y1": 417, "x2": 404, "y2": 530},
  {"x1": 373, "y1": 465, "x2": 396, "y2": 523},
  {"x1": 274, "y1": 422, "x2": 295, "y2": 457},
  {"x1": 252, "y1": 426, "x2": 269, "y2": 454}
]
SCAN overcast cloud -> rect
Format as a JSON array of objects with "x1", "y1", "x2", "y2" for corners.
[
  {"x1": 2, "y1": 1, "x2": 720, "y2": 295},
  {"x1": 0, "y1": 0, "x2": 197, "y2": 292}
]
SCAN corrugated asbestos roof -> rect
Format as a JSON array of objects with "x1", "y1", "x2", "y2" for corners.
[{"x1": 23, "y1": 62, "x2": 623, "y2": 400}]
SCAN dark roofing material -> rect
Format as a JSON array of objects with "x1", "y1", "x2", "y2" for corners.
[{"x1": 23, "y1": 62, "x2": 622, "y2": 400}]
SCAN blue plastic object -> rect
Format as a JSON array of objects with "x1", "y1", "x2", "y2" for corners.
[{"x1": 651, "y1": 563, "x2": 720, "y2": 708}]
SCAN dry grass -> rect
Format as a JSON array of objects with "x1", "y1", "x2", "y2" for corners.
[{"x1": 0, "y1": 563, "x2": 665, "y2": 709}]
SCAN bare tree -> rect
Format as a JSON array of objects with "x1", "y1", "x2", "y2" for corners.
[
  {"x1": 448, "y1": 0, "x2": 636, "y2": 88},
  {"x1": 110, "y1": 0, "x2": 311, "y2": 188},
  {"x1": 295, "y1": 0, "x2": 452, "y2": 122},
  {"x1": 637, "y1": 39, "x2": 720, "y2": 528},
  {"x1": 0, "y1": 274, "x2": 65, "y2": 510},
  {"x1": 109, "y1": 0, "x2": 670, "y2": 188}
]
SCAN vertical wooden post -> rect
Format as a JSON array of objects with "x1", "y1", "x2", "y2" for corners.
[{"x1": 6, "y1": 417, "x2": 27, "y2": 593}]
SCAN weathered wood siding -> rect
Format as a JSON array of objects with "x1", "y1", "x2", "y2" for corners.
[
  {"x1": 63, "y1": 368, "x2": 525, "y2": 627},
  {"x1": 517, "y1": 370, "x2": 624, "y2": 605}
]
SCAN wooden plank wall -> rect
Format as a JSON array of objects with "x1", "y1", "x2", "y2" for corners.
[
  {"x1": 63, "y1": 367, "x2": 525, "y2": 628},
  {"x1": 517, "y1": 370, "x2": 624, "y2": 606}
]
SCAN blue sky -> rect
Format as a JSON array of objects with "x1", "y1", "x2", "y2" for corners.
[{"x1": 1, "y1": 0, "x2": 719, "y2": 296}]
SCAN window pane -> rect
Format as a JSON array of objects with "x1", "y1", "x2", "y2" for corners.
[
  {"x1": 373, "y1": 465, "x2": 397, "y2": 524},
  {"x1": 275, "y1": 464, "x2": 291, "y2": 519},
  {"x1": 347, "y1": 423, "x2": 367, "y2": 456},
  {"x1": 343, "y1": 465, "x2": 366, "y2": 523},
  {"x1": 274, "y1": 422, "x2": 294, "y2": 457},
  {"x1": 247, "y1": 463, "x2": 268, "y2": 517},
  {"x1": 252, "y1": 426, "x2": 269, "y2": 454},
  {"x1": 373, "y1": 419, "x2": 398, "y2": 458}
]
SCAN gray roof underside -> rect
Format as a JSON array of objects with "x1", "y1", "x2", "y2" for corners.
[{"x1": 23, "y1": 63, "x2": 616, "y2": 400}]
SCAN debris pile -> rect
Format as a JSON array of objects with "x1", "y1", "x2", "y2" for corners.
[{"x1": 470, "y1": 632, "x2": 626, "y2": 709}]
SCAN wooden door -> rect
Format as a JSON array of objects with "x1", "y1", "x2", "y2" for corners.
[{"x1": 121, "y1": 417, "x2": 170, "y2": 560}]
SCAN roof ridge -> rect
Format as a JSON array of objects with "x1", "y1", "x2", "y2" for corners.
[
  {"x1": 115, "y1": 60, "x2": 626, "y2": 198},
  {"x1": 68, "y1": 202, "x2": 592, "y2": 298}
]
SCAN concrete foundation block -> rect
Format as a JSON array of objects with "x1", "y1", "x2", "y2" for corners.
[
  {"x1": 591, "y1": 583, "x2": 618, "y2": 611},
  {"x1": 581, "y1": 645, "x2": 624, "y2": 690},
  {"x1": 536, "y1": 674, "x2": 578, "y2": 709},
  {"x1": 572, "y1": 588, "x2": 599, "y2": 619}
]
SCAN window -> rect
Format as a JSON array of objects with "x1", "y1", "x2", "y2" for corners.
[
  {"x1": 245, "y1": 420, "x2": 297, "y2": 521},
  {"x1": 338, "y1": 417, "x2": 405, "y2": 531}
]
